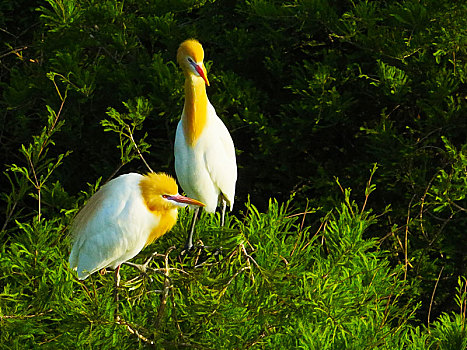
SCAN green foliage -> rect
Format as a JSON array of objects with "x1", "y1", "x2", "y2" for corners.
[
  {"x1": 429, "y1": 137, "x2": 467, "y2": 213},
  {"x1": 428, "y1": 277, "x2": 467, "y2": 350},
  {"x1": 102, "y1": 97, "x2": 153, "y2": 169},
  {"x1": 0, "y1": 180, "x2": 417, "y2": 348},
  {"x1": 2, "y1": 73, "x2": 71, "y2": 228},
  {"x1": 1, "y1": 0, "x2": 466, "y2": 347}
]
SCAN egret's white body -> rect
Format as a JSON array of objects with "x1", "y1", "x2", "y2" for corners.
[
  {"x1": 175, "y1": 102, "x2": 236, "y2": 213},
  {"x1": 174, "y1": 39, "x2": 237, "y2": 242},
  {"x1": 69, "y1": 172, "x2": 204, "y2": 280}
]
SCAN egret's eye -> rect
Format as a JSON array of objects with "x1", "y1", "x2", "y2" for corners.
[
  {"x1": 187, "y1": 57, "x2": 194, "y2": 64},
  {"x1": 162, "y1": 195, "x2": 169, "y2": 199}
]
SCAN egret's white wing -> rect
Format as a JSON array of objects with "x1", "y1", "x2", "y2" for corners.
[
  {"x1": 69, "y1": 174, "x2": 158, "y2": 279},
  {"x1": 202, "y1": 106, "x2": 237, "y2": 209}
]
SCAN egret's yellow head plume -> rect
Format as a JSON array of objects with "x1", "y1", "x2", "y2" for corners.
[
  {"x1": 140, "y1": 173, "x2": 177, "y2": 211},
  {"x1": 139, "y1": 172, "x2": 204, "y2": 246},
  {"x1": 147, "y1": 172, "x2": 178, "y2": 195},
  {"x1": 177, "y1": 39, "x2": 204, "y2": 65},
  {"x1": 177, "y1": 39, "x2": 209, "y2": 86},
  {"x1": 139, "y1": 172, "x2": 204, "y2": 212}
]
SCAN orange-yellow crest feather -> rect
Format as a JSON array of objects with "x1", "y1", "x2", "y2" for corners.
[
  {"x1": 177, "y1": 39, "x2": 205, "y2": 66},
  {"x1": 139, "y1": 172, "x2": 178, "y2": 211},
  {"x1": 139, "y1": 172, "x2": 179, "y2": 246}
]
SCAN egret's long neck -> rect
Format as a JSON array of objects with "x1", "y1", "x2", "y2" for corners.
[{"x1": 182, "y1": 75, "x2": 208, "y2": 146}]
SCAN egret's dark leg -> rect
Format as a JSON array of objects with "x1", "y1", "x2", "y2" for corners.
[
  {"x1": 115, "y1": 265, "x2": 121, "y2": 288},
  {"x1": 220, "y1": 198, "x2": 227, "y2": 227},
  {"x1": 185, "y1": 207, "x2": 200, "y2": 251},
  {"x1": 114, "y1": 265, "x2": 121, "y2": 319}
]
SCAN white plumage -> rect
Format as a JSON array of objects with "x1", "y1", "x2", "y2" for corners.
[
  {"x1": 174, "y1": 39, "x2": 237, "y2": 245},
  {"x1": 175, "y1": 102, "x2": 237, "y2": 213},
  {"x1": 69, "y1": 174, "x2": 152, "y2": 279},
  {"x1": 69, "y1": 172, "x2": 204, "y2": 280}
]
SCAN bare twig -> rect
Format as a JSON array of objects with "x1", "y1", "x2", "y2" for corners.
[
  {"x1": 289, "y1": 202, "x2": 316, "y2": 257},
  {"x1": 124, "y1": 251, "x2": 162, "y2": 274},
  {"x1": 1, "y1": 199, "x2": 18, "y2": 232},
  {"x1": 448, "y1": 199, "x2": 467, "y2": 213},
  {"x1": 382, "y1": 225, "x2": 413, "y2": 268},
  {"x1": 27, "y1": 90, "x2": 67, "y2": 222},
  {"x1": 218, "y1": 266, "x2": 251, "y2": 299},
  {"x1": 361, "y1": 165, "x2": 377, "y2": 214},
  {"x1": 116, "y1": 319, "x2": 154, "y2": 345},
  {"x1": 0, "y1": 45, "x2": 29, "y2": 59},
  {"x1": 240, "y1": 243, "x2": 259, "y2": 284},
  {"x1": 240, "y1": 243, "x2": 261, "y2": 270},
  {"x1": 0, "y1": 309, "x2": 53, "y2": 320},
  {"x1": 155, "y1": 245, "x2": 176, "y2": 329},
  {"x1": 300, "y1": 214, "x2": 329, "y2": 253},
  {"x1": 427, "y1": 266, "x2": 444, "y2": 331},
  {"x1": 27, "y1": 154, "x2": 41, "y2": 221},
  {"x1": 300, "y1": 201, "x2": 309, "y2": 231},
  {"x1": 461, "y1": 278, "x2": 467, "y2": 327},
  {"x1": 403, "y1": 195, "x2": 416, "y2": 280},
  {"x1": 114, "y1": 247, "x2": 181, "y2": 344},
  {"x1": 105, "y1": 163, "x2": 125, "y2": 185},
  {"x1": 336, "y1": 178, "x2": 345, "y2": 194},
  {"x1": 419, "y1": 174, "x2": 438, "y2": 241},
  {"x1": 127, "y1": 125, "x2": 153, "y2": 173},
  {"x1": 428, "y1": 212, "x2": 455, "y2": 247}
]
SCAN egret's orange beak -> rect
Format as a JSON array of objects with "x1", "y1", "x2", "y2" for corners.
[
  {"x1": 193, "y1": 63, "x2": 210, "y2": 86},
  {"x1": 166, "y1": 194, "x2": 205, "y2": 207}
]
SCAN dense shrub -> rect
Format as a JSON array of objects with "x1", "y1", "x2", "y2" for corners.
[{"x1": 1, "y1": 0, "x2": 465, "y2": 348}]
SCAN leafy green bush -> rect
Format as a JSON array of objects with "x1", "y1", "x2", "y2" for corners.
[
  {"x1": 0, "y1": 176, "x2": 418, "y2": 348},
  {"x1": 1, "y1": 0, "x2": 465, "y2": 348}
]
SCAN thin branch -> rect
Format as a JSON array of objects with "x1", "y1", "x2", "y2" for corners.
[
  {"x1": 0, "y1": 309, "x2": 53, "y2": 320},
  {"x1": 155, "y1": 245, "x2": 176, "y2": 329},
  {"x1": 427, "y1": 266, "x2": 444, "y2": 331},
  {"x1": 404, "y1": 195, "x2": 416, "y2": 280},
  {"x1": 361, "y1": 164, "x2": 377, "y2": 214},
  {"x1": 28, "y1": 155, "x2": 41, "y2": 221},
  {"x1": 33, "y1": 90, "x2": 67, "y2": 222},
  {"x1": 461, "y1": 278, "x2": 467, "y2": 327},
  {"x1": 105, "y1": 163, "x2": 125, "y2": 185},
  {"x1": 0, "y1": 45, "x2": 29, "y2": 59},
  {"x1": 300, "y1": 201, "x2": 309, "y2": 231},
  {"x1": 116, "y1": 319, "x2": 154, "y2": 345},
  {"x1": 127, "y1": 125, "x2": 153, "y2": 173},
  {"x1": 1, "y1": 199, "x2": 18, "y2": 232},
  {"x1": 218, "y1": 266, "x2": 251, "y2": 299},
  {"x1": 290, "y1": 202, "x2": 311, "y2": 257},
  {"x1": 240, "y1": 243, "x2": 261, "y2": 270},
  {"x1": 448, "y1": 199, "x2": 467, "y2": 213},
  {"x1": 419, "y1": 174, "x2": 438, "y2": 241},
  {"x1": 300, "y1": 214, "x2": 329, "y2": 253},
  {"x1": 428, "y1": 211, "x2": 456, "y2": 247}
]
